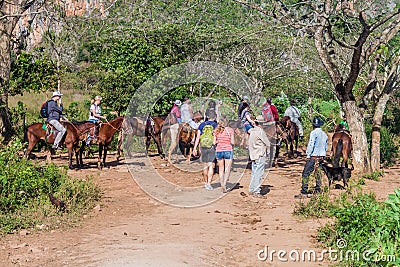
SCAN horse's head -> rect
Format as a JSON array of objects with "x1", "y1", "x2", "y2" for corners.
[
  {"x1": 193, "y1": 111, "x2": 203, "y2": 123},
  {"x1": 281, "y1": 116, "x2": 292, "y2": 129}
]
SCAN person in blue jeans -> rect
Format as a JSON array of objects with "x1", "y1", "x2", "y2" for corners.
[
  {"x1": 294, "y1": 117, "x2": 328, "y2": 199},
  {"x1": 248, "y1": 115, "x2": 270, "y2": 198}
]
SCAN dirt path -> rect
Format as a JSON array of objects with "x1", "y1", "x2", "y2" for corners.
[{"x1": 1, "y1": 150, "x2": 399, "y2": 267}]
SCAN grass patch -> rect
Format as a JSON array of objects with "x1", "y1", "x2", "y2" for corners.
[{"x1": 363, "y1": 170, "x2": 384, "y2": 181}]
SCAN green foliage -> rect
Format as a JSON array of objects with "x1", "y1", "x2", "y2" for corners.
[
  {"x1": 363, "y1": 170, "x2": 384, "y2": 181},
  {"x1": 64, "y1": 101, "x2": 87, "y2": 121},
  {"x1": 10, "y1": 51, "x2": 58, "y2": 96},
  {"x1": 317, "y1": 190, "x2": 400, "y2": 266},
  {"x1": 0, "y1": 140, "x2": 101, "y2": 234},
  {"x1": 293, "y1": 191, "x2": 336, "y2": 218},
  {"x1": 8, "y1": 101, "x2": 27, "y2": 139}
]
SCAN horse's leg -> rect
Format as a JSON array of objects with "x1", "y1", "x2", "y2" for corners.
[
  {"x1": 67, "y1": 145, "x2": 74, "y2": 169},
  {"x1": 154, "y1": 135, "x2": 164, "y2": 159},
  {"x1": 98, "y1": 143, "x2": 103, "y2": 170},
  {"x1": 145, "y1": 136, "x2": 151, "y2": 157},
  {"x1": 78, "y1": 141, "x2": 85, "y2": 168},
  {"x1": 117, "y1": 130, "x2": 123, "y2": 160},
  {"x1": 103, "y1": 144, "x2": 108, "y2": 168}
]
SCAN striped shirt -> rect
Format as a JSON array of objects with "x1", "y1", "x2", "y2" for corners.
[{"x1": 215, "y1": 127, "x2": 234, "y2": 152}]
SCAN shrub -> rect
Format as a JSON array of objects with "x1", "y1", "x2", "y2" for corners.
[
  {"x1": 0, "y1": 140, "x2": 101, "y2": 234},
  {"x1": 317, "y1": 190, "x2": 400, "y2": 266}
]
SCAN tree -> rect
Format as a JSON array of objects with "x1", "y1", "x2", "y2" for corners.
[
  {"x1": 236, "y1": 0, "x2": 400, "y2": 173},
  {"x1": 0, "y1": 0, "x2": 45, "y2": 142}
]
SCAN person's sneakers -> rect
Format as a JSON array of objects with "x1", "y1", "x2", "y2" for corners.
[
  {"x1": 51, "y1": 145, "x2": 62, "y2": 150},
  {"x1": 205, "y1": 183, "x2": 213, "y2": 191},
  {"x1": 252, "y1": 193, "x2": 267, "y2": 199},
  {"x1": 294, "y1": 193, "x2": 311, "y2": 199}
]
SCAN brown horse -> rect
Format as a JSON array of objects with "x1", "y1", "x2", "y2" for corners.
[
  {"x1": 120, "y1": 115, "x2": 165, "y2": 159},
  {"x1": 166, "y1": 111, "x2": 202, "y2": 162},
  {"x1": 177, "y1": 123, "x2": 197, "y2": 162},
  {"x1": 94, "y1": 116, "x2": 124, "y2": 170},
  {"x1": 332, "y1": 125, "x2": 352, "y2": 168},
  {"x1": 275, "y1": 116, "x2": 299, "y2": 159},
  {"x1": 25, "y1": 121, "x2": 95, "y2": 169}
]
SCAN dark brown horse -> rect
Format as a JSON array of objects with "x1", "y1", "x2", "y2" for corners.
[
  {"x1": 25, "y1": 121, "x2": 95, "y2": 169},
  {"x1": 332, "y1": 125, "x2": 352, "y2": 168},
  {"x1": 275, "y1": 116, "x2": 299, "y2": 159},
  {"x1": 120, "y1": 115, "x2": 165, "y2": 159}
]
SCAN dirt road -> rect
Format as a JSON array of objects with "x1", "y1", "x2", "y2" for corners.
[{"x1": 1, "y1": 151, "x2": 399, "y2": 267}]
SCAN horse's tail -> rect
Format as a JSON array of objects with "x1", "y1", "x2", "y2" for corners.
[{"x1": 333, "y1": 139, "x2": 343, "y2": 168}]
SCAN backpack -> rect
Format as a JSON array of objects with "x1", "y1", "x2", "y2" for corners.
[
  {"x1": 200, "y1": 124, "x2": 214, "y2": 148},
  {"x1": 40, "y1": 100, "x2": 51, "y2": 118},
  {"x1": 261, "y1": 103, "x2": 274, "y2": 122}
]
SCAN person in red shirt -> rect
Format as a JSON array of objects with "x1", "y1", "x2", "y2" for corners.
[
  {"x1": 267, "y1": 98, "x2": 279, "y2": 122},
  {"x1": 170, "y1": 100, "x2": 182, "y2": 124}
]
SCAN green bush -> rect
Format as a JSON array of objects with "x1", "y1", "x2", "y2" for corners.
[
  {"x1": 0, "y1": 140, "x2": 102, "y2": 234},
  {"x1": 317, "y1": 190, "x2": 400, "y2": 266}
]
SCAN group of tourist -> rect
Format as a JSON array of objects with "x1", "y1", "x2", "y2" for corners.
[{"x1": 169, "y1": 95, "x2": 333, "y2": 199}]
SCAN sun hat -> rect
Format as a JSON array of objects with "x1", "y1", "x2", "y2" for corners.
[
  {"x1": 174, "y1": 100, "x2": 182, "y2": 106},
  {"x1": 95, "y1": 96, "x2": 102, "y2": 101},
  {"x1": 52, "y1": 91, "x2": 63, "y2": 97}
]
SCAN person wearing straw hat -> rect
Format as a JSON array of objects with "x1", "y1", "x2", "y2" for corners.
[
  {"x1": 248, "y1": 115, "x2": 270, "y2": 198},
  {"x1": 294, "y1": 117, "x2": 328, "y2": 199},
  {"x1": 47, "y1": 91, "x2": 68, "y2": 150},
  {"x1": 86, "y1": 95, "x2": 106, "y2": 145},
  {"x1": 170, "y1": 99, "x2": 182, "y2": 124}
]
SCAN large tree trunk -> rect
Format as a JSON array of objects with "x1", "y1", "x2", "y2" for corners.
[
  {"x1": 0, "y1": 33, "x2": 15, "y2": 142},
  {"x1": 370, "y1": 93, "x2": 391, "y2": 171},
  {"x1": 342, "y1": 100, "x2": 371, "y2": 174},
  {"x1": 0, "y1": 0, "x2": 31, "y2": 142}
]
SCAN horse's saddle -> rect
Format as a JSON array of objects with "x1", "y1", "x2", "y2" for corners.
[{"x1": 42, "y1": 123, "x2": 58, "y2": 139}]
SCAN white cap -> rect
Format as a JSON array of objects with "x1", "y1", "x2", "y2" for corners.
[
  {"x1": 52, "y1": 91, "x2": 63, "y2": 97},
  {"x1": 174, "y1": 100, "x2": 182, "y2": 106}
]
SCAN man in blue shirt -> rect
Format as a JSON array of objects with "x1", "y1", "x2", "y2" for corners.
[
  {"x1": 295, "y1": 117, "x2": 328, "y2": 199},
  {"x1": 47, "y1": 91, "x2": 68, "y2": 150}
]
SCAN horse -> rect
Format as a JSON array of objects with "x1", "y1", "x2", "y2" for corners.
[
  {"x1": 25, "y1": 121, "x2": 95, "y2": 169},
  {"x1": 166, "y1": 111, "x2": 202, "y2": 162},
  {"x1": 145, "y1": 116, "x2": 165, "y2": 158},
  {"x1": 332, "y1": 124, "x2": 352, "y2": 168},
  {"x1": 274, "y1": 116, "x2": 299, "y2": 161},
  {"x1": 80, "y1": 116, "x2": 124, "y2": 170}
]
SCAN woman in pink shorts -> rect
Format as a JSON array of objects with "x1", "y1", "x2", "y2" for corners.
[{"x1": 214, "y1": 121, "x2": 235, "y2": 193}]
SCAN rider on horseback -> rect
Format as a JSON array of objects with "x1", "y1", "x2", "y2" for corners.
[
  {"x1": 48, "y1": 91, "x2": 68, "y2": 150},
  {"x1": 86, "y1": 96, "x2": 107, "y2": 145},
  {"x1": 284, "y1": 100, "x2": 304, "y2": 141},
  {"x1": 181, "y1": 97, "x2": 199, "y2": 129}
]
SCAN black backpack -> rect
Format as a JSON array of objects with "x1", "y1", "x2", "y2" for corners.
[{"x1": 40, "y1": 100, "x2": 51, "y2": 118}]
